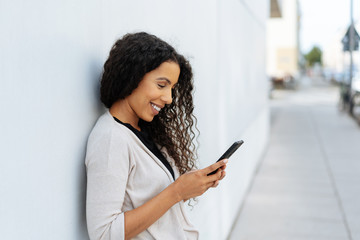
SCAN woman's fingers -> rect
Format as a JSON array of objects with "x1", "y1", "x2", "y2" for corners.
[
  {"x1": 211, "y1": 180, "x2": 220, "y2": 188},
  {"x1": 177, "y1": 160, "x2": 228, "y2": 199},
  {"x1": 219, "y1": 169, "x2": 226, "y2": 180},
  {"x1": 204, "y1": 169, "x2": 226, "y2": 190},
  {"x1": 211, "y1": 169, "x2": 226, "y2": 182},
  {"x1": 205, "y1": 180, "x2": 217, "y2": 189},
  {"x1": 206, "y1": 164, "x2": 226, "y2": 182},
  {"x1": 203, "y1": 159, "x2": 228, "y2": 175}
]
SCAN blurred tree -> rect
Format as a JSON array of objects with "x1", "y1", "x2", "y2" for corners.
[{"x1": 304, "y1": 46, "x2": 322, "y2": 67}]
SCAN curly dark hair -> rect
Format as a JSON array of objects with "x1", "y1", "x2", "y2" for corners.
[{"x1": 100, "y1": 32, "x2": 198, "y2": 174}]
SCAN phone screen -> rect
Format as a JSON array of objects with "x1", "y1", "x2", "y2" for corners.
[{"x1": 207, "y1": 140, "x2": 244, "y2": 175}]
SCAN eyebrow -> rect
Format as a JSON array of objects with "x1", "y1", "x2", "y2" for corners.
[{"x1": 156, "y1": 77, "x2": 171, "y2": 85}]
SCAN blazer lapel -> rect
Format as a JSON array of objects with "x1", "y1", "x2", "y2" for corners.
[{"x1": 121, "y1": 126, "x2": 175, "y2": 183}]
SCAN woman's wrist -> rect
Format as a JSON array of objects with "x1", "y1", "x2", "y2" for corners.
[{"x1": 168, "y1": 181, "x2": 183, "y2": 203}]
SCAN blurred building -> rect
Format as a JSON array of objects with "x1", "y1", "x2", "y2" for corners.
[{"x1": 267, "y1": 0, "x2": 301, "y2": 86}]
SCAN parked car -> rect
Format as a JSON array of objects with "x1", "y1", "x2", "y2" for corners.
[{"x1": 270, "y1": 74, "x2": 297, "y2": 89}]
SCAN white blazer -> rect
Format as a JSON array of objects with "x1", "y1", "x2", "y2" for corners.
[{"x1": 85, "y1": 110, "x2": 199, "y2": 240}]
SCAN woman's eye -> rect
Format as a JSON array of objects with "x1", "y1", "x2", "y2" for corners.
[{"x1": 157, "y1": 84, "x2": 166, "y2": 88}]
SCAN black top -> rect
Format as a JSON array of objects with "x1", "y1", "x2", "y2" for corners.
[{"x1": 113, "y1": 117, "x2": 175, "y2": 180}]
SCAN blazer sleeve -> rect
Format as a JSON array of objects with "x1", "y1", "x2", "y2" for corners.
[{"x1": 85, "y1": 130, "x2": 131, "y2": 240}]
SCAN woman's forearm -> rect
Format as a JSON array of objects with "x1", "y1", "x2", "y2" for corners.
[
  {"x1": 124, "y1": 183, "x2": 181, "y2": 240},
  {"x1": 123, "y1": 160, "x2": 227, "y2": 239}
]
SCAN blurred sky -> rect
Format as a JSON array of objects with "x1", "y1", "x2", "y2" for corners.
[{"x1": 300, "y1": 0, "x2": 360, "y2": 54}]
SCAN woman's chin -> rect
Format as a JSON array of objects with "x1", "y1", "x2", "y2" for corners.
[{"x1": 141, "y1": 115, "x2": 155, "y2": 122}]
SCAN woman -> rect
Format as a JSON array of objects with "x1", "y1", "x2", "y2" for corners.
[{"x1": 85, "y1": 32, "x2": 227, "y2": 240}]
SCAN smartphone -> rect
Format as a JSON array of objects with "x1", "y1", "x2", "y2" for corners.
[{"x1": 207, "y1": 140, "x2": 244, "y2": 176}]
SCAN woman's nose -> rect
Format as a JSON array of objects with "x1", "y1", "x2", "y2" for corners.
[{"x1": 161, "y1": 89, "x2": 173, "y2": 104}]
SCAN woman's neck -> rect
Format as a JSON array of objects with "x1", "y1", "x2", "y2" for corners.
[{"x1": 109, "y1": 100, "x2": 141, "y2": 131}]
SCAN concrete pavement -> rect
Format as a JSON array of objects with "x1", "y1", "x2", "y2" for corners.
[{"x1": 228, "y1": 78, "x2": 360, "y2": 240}]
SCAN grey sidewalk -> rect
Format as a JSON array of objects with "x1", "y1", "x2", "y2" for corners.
[{"x1": 228, "y1": 79, "x2": 360, "y2": 240}]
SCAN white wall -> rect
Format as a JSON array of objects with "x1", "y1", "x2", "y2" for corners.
[{"x1": 0, "y1": 1, "x2": 269, "y2": 239}]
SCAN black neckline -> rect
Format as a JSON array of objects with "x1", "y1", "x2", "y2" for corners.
[{"x1": 113, "y1": 116, "x2": 175, "y2": 180}]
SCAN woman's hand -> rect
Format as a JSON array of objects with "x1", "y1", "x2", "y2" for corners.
[
  {"x1": 172, "y1": 159, "x2": 228, "y2": 202},
  {"x1": 122, "y1": 160, "x2": 227, "y2": 239}
]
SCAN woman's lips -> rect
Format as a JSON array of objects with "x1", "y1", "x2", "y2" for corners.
[{"x1": 151, "y1": 103, "x2": 162, "y2": 114}]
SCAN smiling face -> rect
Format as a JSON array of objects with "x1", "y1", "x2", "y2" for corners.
[{"x1": 110, "y1": 61, "x2": 180, "y2": 130}]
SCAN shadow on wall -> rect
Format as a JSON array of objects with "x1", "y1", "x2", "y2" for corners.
[
  {"x1": 78, "y1": 158, "x2": 89, "y2": 239},
  {"x1": 76, "y1": 59, "x2": 104, "y2": 239},
  {"x1": 89, "y1": 59, "x2": 105, "y2": 114}
]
